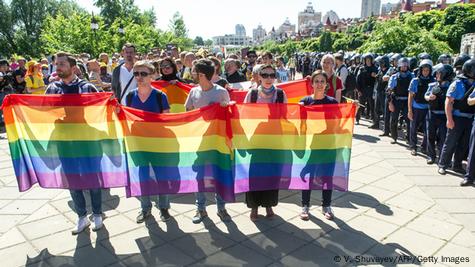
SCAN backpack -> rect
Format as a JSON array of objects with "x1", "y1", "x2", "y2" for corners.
[
  {"x1": 126, "y1": 90, "x2": 164, "y2": 113},
  {"x1": 250, "y1": 88, "x2": 284, "y2": 103}
]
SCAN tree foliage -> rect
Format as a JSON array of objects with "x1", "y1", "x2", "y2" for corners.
[{"x1": 169, "y1": 12, "x2": 188, "y2": 38}]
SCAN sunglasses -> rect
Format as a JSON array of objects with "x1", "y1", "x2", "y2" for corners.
[
  {"x1": 133, "y1": 71, "x2": 150, "y2": 77},
  {"x1": 160, "y1": 65, "x2": 172, "y2": 69},
  {"x1": 260, "y1": 73, "x2": 276, "y2": 79}
]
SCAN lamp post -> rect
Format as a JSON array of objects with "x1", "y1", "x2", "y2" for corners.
[{"x1": 90, "y1": 12, "x2": 99, "y2": 56}]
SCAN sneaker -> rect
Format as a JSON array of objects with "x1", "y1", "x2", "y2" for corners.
[
  {"x1": 300, "y1": 206, "x2": 310, "y2": 221},
  {"x1": 390, "y1": 139, "x2": 397, "y2": 144},
  {"x1": 136, "y1": 210, "x2": 151, "y2": 224},
  {"x1": 92, "y1": 214, "x2": 103, "y2": 232},
  {"x1": 460, "y1": 179, "x2": 474, "y2": 187},
  {"x1": 265, "y1": 207, "x2": 275, "y2": 218},
  {"x1": 217, "y1": 209, "x2": 232, "y2": 222},
  {"x1": 368, "y1": 124, "x2": 379, "y2": 129},
  {"x1": 411, "y1": 149, "x2": 417, "y2": 156},
  {"x1": 250, "y1": 208, "x2": 258, "y2": 222},
  {"x1": 322, "y1": 206, "x2": 335, "y2": 220},
  {"x1": 192, "y1": 210, "x2": 208, "y2": 224},
  {"x1": 72, "y1": 216, "x2": 90, "y2": 235},
  {"x1": 427, "y1": 158, "x2": 435, "y2": 165},
  {"x1": 438, "y1": 167, "x2": 446, "y2": 175},
  {"x1": 159, "y1": 208, "x2": 171, "y2": 222}
]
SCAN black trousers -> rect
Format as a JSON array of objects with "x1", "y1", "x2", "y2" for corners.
[{"x1": 301, "y1": 190, "x2": 332, "y2": 207}]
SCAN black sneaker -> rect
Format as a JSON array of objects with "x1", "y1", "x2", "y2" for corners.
[
  {"x1": 452, "y1": 166, "x2": 466, "y2": 175},
  {"x1": 192, "y1": 210, "x2": 208, "y2": 224},
  {"x1": 460, "y1": 179, "x2": 474, "y2": 187},
  {"x1": 427, "y1": 158, "x2": 435, "y2": 165},
  {"x1": 379, "y1": 133, "x2": 390, "y2": 137},
  {"x1": 390, "y1": 139, "x2": 397, "y2": 144},
  {"x1": 159, "y1": 208, "x2": 171, "y2": 222},
  {"x1": 368, "y1": 124, "x2": 379, "y2": 129},
  {"x1": 136, "y1": 210, "x2": 151, "y2": 224}
]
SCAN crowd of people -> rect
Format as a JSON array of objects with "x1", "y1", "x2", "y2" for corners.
[{"x1": 0, "y1": 43, "x2": 474, "y2": 235}]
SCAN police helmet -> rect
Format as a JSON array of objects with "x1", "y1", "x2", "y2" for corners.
[
  {"x1": 433, "y1": 64, "x2": 454, "y2": 82},
  {"x1": 454, "y1": 54, "x2": 471, "y2": 70},
  {"x1": 462, "y1": 59, "x2": 475, "y2": 80}
]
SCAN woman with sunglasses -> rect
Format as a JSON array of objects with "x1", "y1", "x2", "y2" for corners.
[
  {"x1": 299, "y1": 70, "x2": 338, "y2": 221},
  {"x1": 243, "y1": 64, "x2": 288, "y2": 221},
  {"x1": 156, "y1": 57, "x2": 186, "y2": 84},
  {"x1": 124, "y1": 61, "x2": 173, "y2": 224}
]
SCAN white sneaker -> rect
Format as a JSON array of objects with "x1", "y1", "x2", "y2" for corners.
[
  {"x1": 92, "y1": 214, "x2": 103, "y2": 232},
  {"x1": 72, "y1": 216, "x2": 90, "y2": 235}
]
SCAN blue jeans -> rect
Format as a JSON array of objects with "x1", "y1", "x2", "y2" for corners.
[
  {"x1": 70, "y1": 189, "x2": 102, "y2": 218},
  {"x1": 138, "y1": 195, "x2": 170, "y2": 212},
  {"x1": 195, "y1": 192, "x2": 225, "y2": 211},
  {"x1": 439, "y1": 116, "x2": 473, "y2": 169}
]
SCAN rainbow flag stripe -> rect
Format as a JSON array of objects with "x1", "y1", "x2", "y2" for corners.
[
  {"x1": 151, "y1": 81, "x2": 192, "y2": 113},
  {"x1": 230, "y1": 103, "x2": 355, "y2": 193},
  {"x1": 2, "y1": 93, "x2": 128, "y2": 191},
  {"x1": 121, "y1": 103, "x2": 234, "y2": 201}
]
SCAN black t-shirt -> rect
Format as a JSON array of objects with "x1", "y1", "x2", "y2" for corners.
[
  {"x1": 13, "y1": 68, "x2": 26, "y2": 78},
  {"x1": 214, "y1": 78, "x2": 228, "y2": 88},
  {"x1": 299, "y1": 95, "x2": 338, "y2": 106},
  {"x1": 226, "y1": 71, "x2": 246, "y2": 83}
]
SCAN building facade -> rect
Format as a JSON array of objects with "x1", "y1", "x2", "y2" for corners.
[
  {"x1": 361, "y1": 0, "x2": 381, "y2": 18},
  {"x1": 298, "y1": 2, "x2": 322, "y2": 33},
  {"x1": 235, "y1": 24, "x2": 246, "y2": 36},
  {"x1": 461, "y1": 33, "x2": 475, "y2": 57},
  {"x1": 212, "y1": 34, "x2": 252, "y2": 46},
  {"x1": 252, "y1": 24, "x2": 266, "y2": 43}
]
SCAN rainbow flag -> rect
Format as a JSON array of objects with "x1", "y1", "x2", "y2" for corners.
[
  {"x1": 121, "y1": 103, "x2": 234, "y2": 201},
  {"x1": 1, "y1": 93, "x2": 128, "y2": 191},
  {"x1": 231, "y1": 103, "x2": 355, "y2": 193},
  {"x1": 151, "y1": 81, "x2": 192, "y2": 113},
  {"x1": 228, "y1": 79, "x2": 312, "y2": 104}
]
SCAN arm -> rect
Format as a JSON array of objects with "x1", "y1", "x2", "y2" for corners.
[
  {"x1": 468, "y1": 96, "x2": 475, "y2": 106},
  {"x1": 445, "y1": 96, "x2": 455, "y2": 129}
]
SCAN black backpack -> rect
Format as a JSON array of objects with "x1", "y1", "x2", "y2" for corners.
[
  {"x1": 126, "y1": 90, "x2": 164, "y2": 113},
  {"x1": 250, "y1": 88, "x2": 284, "y2": 103}
]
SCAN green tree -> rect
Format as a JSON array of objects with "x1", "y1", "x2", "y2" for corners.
[
  {"x1": 319, "y1": 31, "x2": 333, "y2": 52},
  {"x1": 94, "y1": 0, "x2": 141, "y2": 26},
  {"x1": 204, "y1": 39, "x2": 213, "y2": 46},
  {"x1": 169, "y1": 12, "x2": 188, "y2": 38},
  {"x1": 193, "y1": 36, "x2": 204, "y2": 46},
  {"x1": 0, "y1": 0, "x2": 17, "y2": 56},
  {"x1": 438, "y1": 4, "x2": 475, "y2": 52}
]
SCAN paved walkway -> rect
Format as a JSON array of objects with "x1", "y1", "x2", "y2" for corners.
[{"x1": 0, "y1": 119, "x2": 475, "y2": 267}]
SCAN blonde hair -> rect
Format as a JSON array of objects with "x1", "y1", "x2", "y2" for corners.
[{"x1": 322, "y1": 54, "x2": 335, "y2": 66}]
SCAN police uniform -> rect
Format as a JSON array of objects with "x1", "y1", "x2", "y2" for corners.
[
  {"x1": 409, "y1": 75, "x2": 434, "y2": 152},
  {"x1": 425, "y1": 81, "x2": 449, "y2": 162},
  {"x1": 388, "y1": 70, "x2": 414, "y2": 142}
]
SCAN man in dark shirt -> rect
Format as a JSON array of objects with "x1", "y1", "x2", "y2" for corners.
[
  {"x1": 45, "y1": 52, "x2": 101, "y2": 235},
  {"x1": 224, "y1": 58, "x2": 246, "y2": 83}
]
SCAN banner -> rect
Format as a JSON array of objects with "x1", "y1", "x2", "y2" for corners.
[
  {"x1": 151, "y1": 81, "x2": 192, "y2": 113},
  {"x1": 2, "y1": 93, "x2": 128, "y2": 192},
  {"x1": 2, "y1": 94, "x2": 355, "y2": 201},
  {"x1": 121, "y1": 103, "x2": 234, "y2": 201},
  {"x1": 231, "y1": 103, "x2": 355, "y2": 193}
]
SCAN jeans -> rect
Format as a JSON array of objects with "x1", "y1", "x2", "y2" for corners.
[
  {"x1": 410, "y1": 108, "x2": 428, "y2": 149},
  {"x1": 301, "y1": 190, "x2": 332, "y2": 207},
  {"x1": 138, "y1": 195, "x2": 170, "y2": 212},
  {"x1": 426, "y1": 112, "x2": 447, "y2": 160},
  {"x1": 439, "y1": 116, "x2": 473, "y2": 169},
  {"x1": 70, "y1": 189, "x2": 102, "y2": 218},
  {"x1": 195, "y1": 192, "x2": 225, "y2": 211}
]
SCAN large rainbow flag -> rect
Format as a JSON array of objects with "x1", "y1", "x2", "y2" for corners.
[
  {"x1": 121, "y1": 103, "x2": 234, "y2": 201},
  {"x1": 151, "y1": 81, "x2": 192, "y2": 113},
  {"x1": 231, "y1": 103, "x2": 355, "y2": 193},
  {"x1": 2, "y1": 93, "x2": 128, "y2": 191}
]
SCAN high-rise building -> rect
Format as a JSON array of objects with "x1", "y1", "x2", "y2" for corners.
[
  {"x1": 278, "y1": 18, "x2": 296, "y2": 37},
  {"x1": 252, "y1": 24, "x2": 266, "y2": 43},
  {"x1": 381, "y1": 2, "x2": 401, "y2": 16},
  {"x1": 235, "y1": 24, "x2": 246, "y2": 36},
  {"x1": 298, "y1": 2, "x2": 322, "y2": 32},
  {"x1": 361, "y1": 0, "x2": 381, "y2": 18}
]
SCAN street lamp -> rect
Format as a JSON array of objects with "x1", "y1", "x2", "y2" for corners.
[
  {"x1": 118, "y1": 23, "x2": 125, "y2": 35},
  {"x1": 90, "y1": 12, "x2": 99, "y2": 31}
]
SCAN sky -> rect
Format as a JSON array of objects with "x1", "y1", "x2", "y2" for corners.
[{"x1": 78, "y1": 0, "x2": 460, "y2": 39}]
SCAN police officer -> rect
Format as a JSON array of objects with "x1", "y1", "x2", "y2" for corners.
[
  {"x1": 388, "y1": 58, "x2": 414, "y2": 144},
  {"x1": 438, "y1": 59, "x2": 475, "y2": 175},
  {"x1": 459, "y1": 59, "x2": 475, "y2": 186},
  {"x1": 408, "y1": 59, "x2": 435, "y2": 155},
  {"x1": 453, "y1": 54, "x2": 471, "y2": 76},
  {"x1": 438, "y1": 54, "x2": 451, "y2": 65},
  {"x1": 425, "y1": 64, "x2": 454, "y2": 164},
  {"x1": 371, "y1": 56, "x2": 390, "y2": 130},
  {"x1": 356, "y1": 53, "x2": 378, "y2": 123}
]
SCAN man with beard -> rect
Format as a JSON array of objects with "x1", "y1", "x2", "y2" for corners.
[
  {"x1": 112, "y1": 43, "x2": 138, "y2": 105},
  {"x1": 45, "y1": 52, "x2": 102, "y2": 234}
]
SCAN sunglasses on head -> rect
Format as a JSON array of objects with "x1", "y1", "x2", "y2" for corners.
[
  {"x1": 133, "y1": 71, "x2": 150, "y2": 77},
  {"x1": 260, "y1": 73, "x2": 276, "y2": 79}
]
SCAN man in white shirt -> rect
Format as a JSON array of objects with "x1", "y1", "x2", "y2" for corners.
[{"x1": 112, "y1": 43, "x2": 138, "y2": 104}]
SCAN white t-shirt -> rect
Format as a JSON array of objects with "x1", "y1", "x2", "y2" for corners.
[{"x1": 119, "y1": 65, "x2": 137, "y2": 105}]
